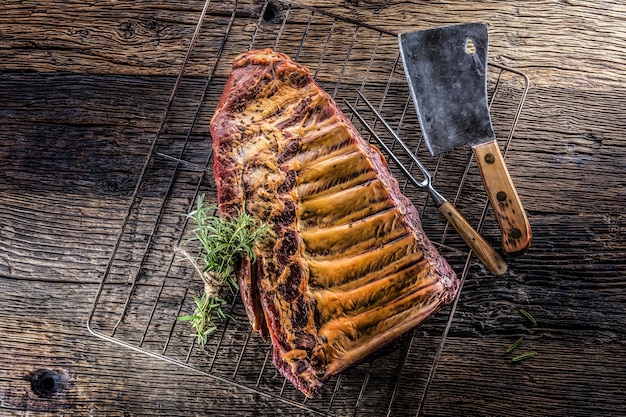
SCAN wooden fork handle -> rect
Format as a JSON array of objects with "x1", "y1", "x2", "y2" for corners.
[{"x1": 439, "y1": 200, "x2": 508, "y2": 276}]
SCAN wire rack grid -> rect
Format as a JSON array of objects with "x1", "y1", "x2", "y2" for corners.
[{"x1": 87, "y1": 0, "x2": 530, "y2": 416}]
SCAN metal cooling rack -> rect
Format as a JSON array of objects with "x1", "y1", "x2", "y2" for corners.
[{"x1": 87, "y1": 0, "x2": 530, "y2": 415}]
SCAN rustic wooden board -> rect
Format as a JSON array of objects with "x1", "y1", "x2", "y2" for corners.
[
  {"x1": 3, "y1": 0, "x2": 626, "y2": 88},
  {"x1": 298, "y1": 0, "x2": 626, "y2": 89},
  {"x1": 1, "y1": 0, "x2": 626, "y2": 416},
  {"x1": 0, "y1": 279, "x2": 323, "y2": 416}
]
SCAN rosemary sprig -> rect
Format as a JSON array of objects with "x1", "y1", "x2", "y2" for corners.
[
  {"x1": 177, "y1": 194, "x2": 271, "y2": 345},
  {"x1": 178, "y1": 294, "x2": 227, "y2": 345},
  {"x1": 188, "y1": 195, "x2": 271, "y2": 290}
]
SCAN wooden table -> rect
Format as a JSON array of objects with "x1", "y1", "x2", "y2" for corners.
[{"x1": 2, "y1": 1, "x2": 625, "y2": 416}]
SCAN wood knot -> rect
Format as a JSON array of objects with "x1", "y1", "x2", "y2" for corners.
[
  {"x1": 28, "y1": 369, "x2": 68, "y2": 398},
  {"x1": 118, "y1": 21, "x2": 135, "y2": 39}
]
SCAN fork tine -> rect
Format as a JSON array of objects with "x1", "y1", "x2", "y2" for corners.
[
  {"x1": 343, "y1": 99, "x2": 427, "y2": 190},
  {"x1": 356, "y1": 90, "x2": 431, "y2": 180}
]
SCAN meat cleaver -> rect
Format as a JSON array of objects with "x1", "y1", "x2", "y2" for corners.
[{"x1": 399, "y1": 23, "x2": 531, "y2": 256}]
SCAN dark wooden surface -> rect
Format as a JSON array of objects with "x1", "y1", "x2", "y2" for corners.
[{"x1": 2, "y1": 1, "x2": 626, "y2": 416}]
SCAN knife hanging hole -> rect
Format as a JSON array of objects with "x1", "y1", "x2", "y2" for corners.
[{"x1": 465, "y1": 37, "x2": 476, "y2": 55}]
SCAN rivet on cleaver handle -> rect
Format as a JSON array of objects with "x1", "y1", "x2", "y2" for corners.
[{"x1": 399, "y1": 22, "x2": 532, "y2": 256}]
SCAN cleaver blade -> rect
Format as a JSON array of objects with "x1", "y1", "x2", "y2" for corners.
[{"x1": 399, "y1": 23, "x2": 531, "y2": 256}]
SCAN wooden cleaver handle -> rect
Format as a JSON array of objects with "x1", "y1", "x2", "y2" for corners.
[
  {"x1": 472, "y1": 140, "x2": 532, "y2": 256},
  {"x1": 439, "y1": 201, "x2": 508, "y2": 276}
]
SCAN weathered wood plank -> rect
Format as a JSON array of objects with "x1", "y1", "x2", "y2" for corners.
[
  {"x1": 0, "y1": 279, "x2": 321, "y2": 416},
  {"x1": 5, "y1": 212, "x2": 623, "y2": 416},
  {"x1": 3, "y1": 0, "x2": 626, "y2": 89},
  {"x1": 297, "y1": 0, "x2": 626, "y2": 89},
  {"x1": 1, "y1": 0, "x2": 626, "y2": 415},
  {"x1": 0, "y1": 0, "x2": 205, "y2": 76},
  {"x1": 0, "y1": 73, "x2": 172, "y2": 282},
  {"x1": 0, "y1": 73, "x2": 172, "y2": 195},
  {"x1": 496, "y1": 85, "x2": 626, "y2": 215}
]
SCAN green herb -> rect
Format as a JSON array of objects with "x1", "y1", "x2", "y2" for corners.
[
  {"x1": 519, "y1": 308, "x2": 538, "y2": 327},
  {"x1": 511, "y1": 351, "x2": 537, "y2": 362},
  {"x1": 187, "y1": 195, "x2": 271, "y2": 290},
  {"x1": 177, "y1": 194, "x2": 271, "y2": 345},
  {"x1": 178, "y1": 293, "x2": 227, "y2": 345},
  {"x1": 505, "y1": 336, "x2": 524, "y2": 353}
]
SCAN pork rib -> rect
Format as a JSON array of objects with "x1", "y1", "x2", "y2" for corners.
[{"x1": 210, "y1": 49, "x2": 459, "y2": 398}]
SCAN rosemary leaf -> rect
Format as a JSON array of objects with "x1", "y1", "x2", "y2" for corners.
[
  {"x1": 519, "y1": 308, "x2": 538, "y2": 327},
  {"x1": 505, "y1": 336, "x2": 524, "y2": 353},
  {"x1": 177, "y1": 315, "x2": 200, "y2": 321},
  {"x1": 512, "y1": 351, "x2": 538, "y2": 362}
]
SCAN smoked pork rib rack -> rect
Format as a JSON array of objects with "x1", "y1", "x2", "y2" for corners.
[
  {"x1": 211, "y1": 49, "x2": 459, "y2": 397},
  {"x1": 87, "y1": 0, "x2": 530, "y2": 415}
]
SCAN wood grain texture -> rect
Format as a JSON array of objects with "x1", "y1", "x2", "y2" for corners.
[
  {"x1": 1, "y1": 0, "x2": 626, "y2": 416},
  {"x1": 297, "y1": 0, "x2": 626, "y2": 89},
  {"x1": 0, "y1": 0, "x2": 205, "y2": 76},
  {"x1": 3, "y1": 0, "x2": 626, "y2": 88},
  {"x1": 0, "y1": 279, "x2": 319, "y2": 416},
  {"x1": 418, "y1": 214, "x2": 626, "y2": 417}
]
